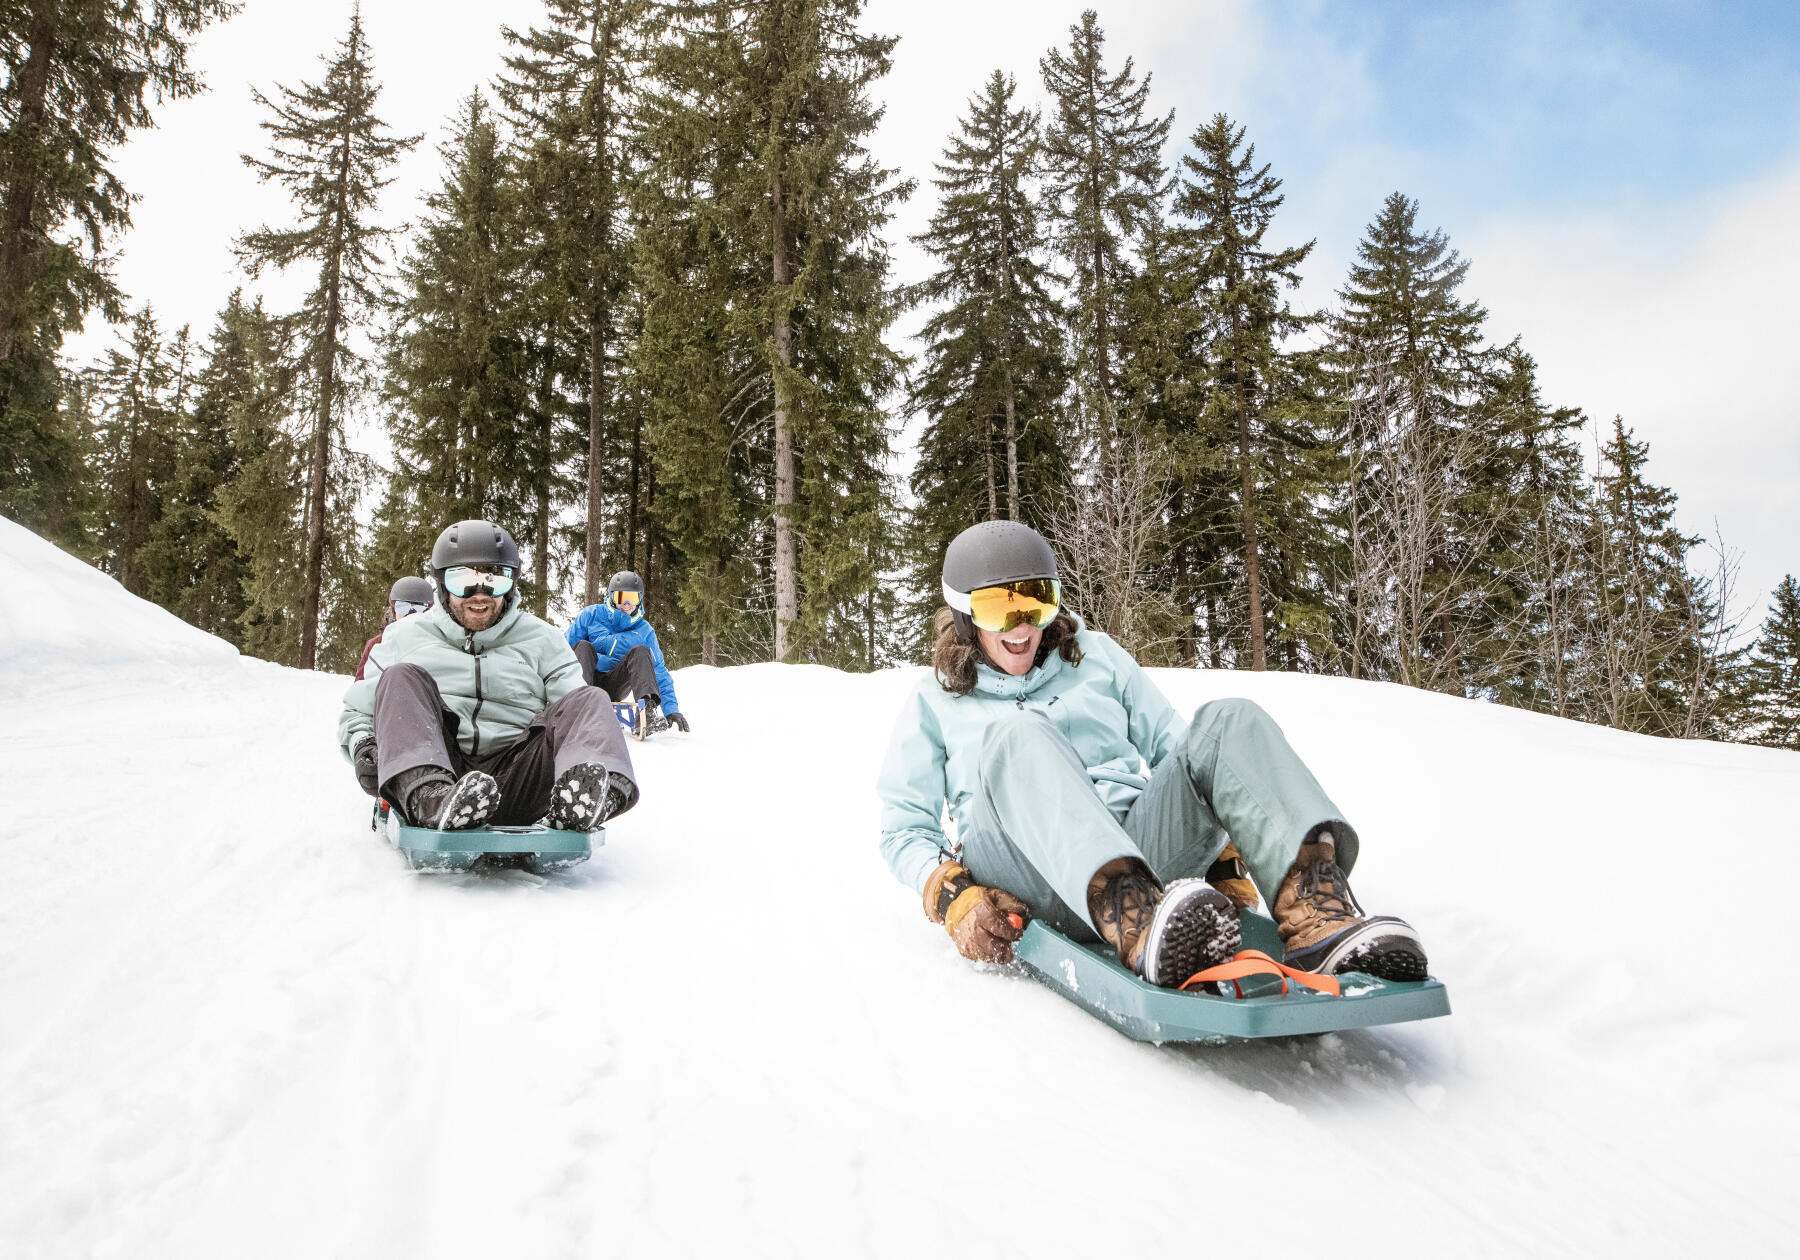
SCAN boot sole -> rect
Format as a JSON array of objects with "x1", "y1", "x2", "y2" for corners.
[
  {"x1": 1141, "y1": 880, "x2": 1241, "y2": 988},
  {"x1": 1286, "y1": 916, "x2": 1428, "y2": 982},
  {"x1": 545, "y1": 764, "x2": 611, "y2": 832},
  {"x1": 435, "y1": 773, "x2": 501, "y2": 831}
]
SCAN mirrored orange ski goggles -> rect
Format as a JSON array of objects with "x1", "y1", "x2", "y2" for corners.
[
  {"x1": 960, "y1": 579, "x2": 1061, "y2": 633},
  {"x1": 609, "y1": 589, "x2": 641, "y2": 612}
]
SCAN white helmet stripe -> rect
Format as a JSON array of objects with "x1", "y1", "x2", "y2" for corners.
[{"x1": 941, "y1": 579, "x2": 972, "y2": 614}]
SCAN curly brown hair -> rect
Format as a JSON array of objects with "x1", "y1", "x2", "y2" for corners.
[{"x1": 931, "y1": 606, "x2": 1083, "y2": 696}]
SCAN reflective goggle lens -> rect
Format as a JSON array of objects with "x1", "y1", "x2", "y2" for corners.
[
  {"x1": 392, "y1": 599, "x2": 431, "y2": 618},
  {"x1": 610, "y1": 590, "x2": 641, "y2": 611},
  {"x1": 443, "y1": 565, "x2": 516, "y2": 598},
  {"x1": 966, "y1": 579, "x2": 1061, "y2": 633}
]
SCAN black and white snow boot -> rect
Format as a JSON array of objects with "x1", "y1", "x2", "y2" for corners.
[
  {"x1": 403, "y1": 770, "x2": 501, "y2": 831},
  {"x1": 1092, "y1": 864, "x2": 1241, "y2": 989},
  {"x1": 544, "y1": 763, "x2": 630, "y2": 832},
  {"x1": 1135, "y1": 879, "x2": 1242, "y2": 987}
]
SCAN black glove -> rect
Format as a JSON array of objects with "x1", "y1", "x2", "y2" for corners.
[
  {"x1": 667, "y1": 711, "x2": 690, "y2": 733},
  {"x1": 353, "y1": 740, "x2": 379, "y2": 796}
]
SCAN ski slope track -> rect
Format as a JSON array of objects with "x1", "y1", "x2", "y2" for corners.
[{"x1": 3, "y1": 514, "x2": 1796, "y2": 1258}]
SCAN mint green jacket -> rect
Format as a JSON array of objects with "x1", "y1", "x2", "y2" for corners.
[
  {"x1": 875, "y1": 625, "x2": 1187, "y2": 894},
  {"x1": 338, "y1": 602, "x2": 585, "y2": 759}
]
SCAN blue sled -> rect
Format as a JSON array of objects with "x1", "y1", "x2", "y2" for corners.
[
  {"x1": 1013, "y1": 911, "x2": 1450, "y2": 1042},
  {"x1": 371, "y1": 799, "x2": 599, "y2": 874}
]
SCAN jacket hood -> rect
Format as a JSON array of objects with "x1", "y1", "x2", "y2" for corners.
[{"x1": 584, "y1": 602, "x2": 645, "y2": 633}]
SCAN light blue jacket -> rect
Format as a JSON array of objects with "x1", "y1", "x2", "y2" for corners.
[
  {"x1": 339, "y1": 602, "x2": 585, "y2": 759},
  {"x1": 564, "y1": 603, "x2": 681, "y2": 715},
  {"x1": 875, "y1": 625, "x2": 1187, "y2": 894}
]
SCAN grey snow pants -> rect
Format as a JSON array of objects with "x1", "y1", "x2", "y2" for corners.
[
  {"x1": 957, "y1": 698, "x2": 1358, "y2": 943},
  {"x1": 572, "y1": 640, "x2": 660, "y2": 707},
  {"x1": 373, "y1": 662, "x2": 639, "y2": 826}
]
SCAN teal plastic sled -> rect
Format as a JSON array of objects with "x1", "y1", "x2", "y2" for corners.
[
  {"x1": 371, "y1": 799, "x2": 599, "y2": 874},
  {"x1": 1013, "y1": 912, "x2": 1449, "y2": 1042}
]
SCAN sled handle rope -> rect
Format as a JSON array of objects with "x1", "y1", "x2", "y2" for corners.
[{"x1": 1179, "y1": 949, "x2": 1341, "y2": 998}]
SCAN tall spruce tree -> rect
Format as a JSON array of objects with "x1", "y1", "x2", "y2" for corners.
[
  {"x1": 1170, "y1": 114, "x2": 1319, "y2": 671},
  {"x1": 1737, "y1": 576, "x2": 1800, "y2": 749},
  {"x1": 209, "y1": 293, "x2": 302, "y2": 663},
  {"x1": 1583, "y1": 415, "x2": 1732, "y2": 738},
  {"x1": 235, "y1": 10, "x2": 417, "y2": 669},
  {"x1": 1039, "y1": 10, "x2": 1170, "y2": 456},
  {"x1": 644, "y1": 0, "x2": 909, "y2": 665},
  {"x1": 908, "y1": 70, "x2": 1068, "y2": 614},
  {"x1": 1331, "y1": 193, "x2": 1493, "y2": 692},
  {"x1": 379, "y1": 91, "x2": 534, "y2": 595},
  {"x1": 498, "y1": 0, "x2": 650, "y2": 603},
  {"x1": 0, "y1": 0, "x2": 236, "y2": 537},
  {"x1": 88, "y1": 306, "x2": 184, "y2": 593}
]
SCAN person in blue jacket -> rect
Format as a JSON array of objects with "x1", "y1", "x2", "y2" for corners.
[
  {"x1": 876, "y1": 520, "x2": 1426, "y2": 990},
  {"x1": 565, "y1": 571, "x2": 690, "y2": 737}
]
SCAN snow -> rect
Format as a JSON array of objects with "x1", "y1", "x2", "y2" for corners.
[{"x1": 2, "y1": 511, "x2": 1797, "y2": 1258}]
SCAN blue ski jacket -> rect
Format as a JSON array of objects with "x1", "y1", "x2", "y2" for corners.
[
  {"x1": 875, "y1": 622, "x2": 1186, "y2": 895},
  {"x1": 564, "y1": 603, "x2": 682, "y2": 714}
]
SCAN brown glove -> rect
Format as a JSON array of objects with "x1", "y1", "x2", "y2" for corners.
[{"x1": 923, "y1": 859, "x2": 1029, "y2": 964}]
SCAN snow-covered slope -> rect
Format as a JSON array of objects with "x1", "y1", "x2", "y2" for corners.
[{"x1": 3, "y1": 513, "x2": 1796, "y2": 1259}]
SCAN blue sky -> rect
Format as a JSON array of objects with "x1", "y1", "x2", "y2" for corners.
[{"x1": 85, "y1": 0, "x2": 1800, "y2": 627}]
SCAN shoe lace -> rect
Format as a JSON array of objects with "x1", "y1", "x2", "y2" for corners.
[
  {"x1": 1298, "y1": 857, "x2": 1364, "y2": 924},
  {"x1": 1103, "y1": 871, "x2": 1159, "y2": 945}
]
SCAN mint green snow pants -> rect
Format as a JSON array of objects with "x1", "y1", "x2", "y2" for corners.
[{"x1": 957, "y1": 699, "x2": 1360, "y2": 943}]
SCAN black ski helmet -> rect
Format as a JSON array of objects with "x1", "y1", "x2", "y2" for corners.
[
  {"x1": 388, "y1": 575, "x2": 433, "y2": 605},
  {"x1": 429, "y1": 519, "x2": 523, "y2": 609},
  {"x1": 607, "y1": 570, "x2": 644, "y2": 615},
  {"x1": 941, "y1": 520, "x2": 1059, "y2": 642}
]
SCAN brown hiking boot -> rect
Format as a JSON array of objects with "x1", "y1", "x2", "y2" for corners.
[
  {"x1": 1205, "y1": 843, "x2": 1259, "y2": 912},
  {"x1": 1274, "y1": 833, "x2": 1427, "y2": 981},
  {"x1": 1088, "y1": 859, "x2": 1240, "y2": 988}
]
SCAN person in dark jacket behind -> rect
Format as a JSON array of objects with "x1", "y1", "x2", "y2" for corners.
[
  {"x1": 354, "y1": 575, "x2": 435, "y2": 681},
  {"x1": 564, "y1": 571, "x2": 690, "y2": 738},
  {"x1": 340, "y1": 520, "x2": 637, "y2": 833}
]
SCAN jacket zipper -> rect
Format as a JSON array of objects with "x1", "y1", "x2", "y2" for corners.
[{"x1": 466, "y1": 628, "x2": 484, "y2": 756}]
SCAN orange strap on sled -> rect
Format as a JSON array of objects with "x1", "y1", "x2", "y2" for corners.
[{"x1": 1179, "y1": 949, "x2": 1341, "y2": 998}]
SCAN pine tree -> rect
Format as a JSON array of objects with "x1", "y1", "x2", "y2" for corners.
[
  {"x1": 380, "y1": 91, "x2": 534, "y2": 596},
  {"x1": 1738, "y1": 576, "x2": 1800, "y2": 749},
  {"x1": 235, "y1": 10, "x2": 418, "y2": 669},
  {"x1": 1331, "y1": 193, "x2": 1493, "y2": 691},
  {"x1": 498, "y1": 0, "x2": 651, "y2": 604},
  {"x1": 641, "y1": 0, "x2": 909, "y2": 665},
  {"x1": 1582, "y1": 415, "x2": 1733, "y2": 738},
  {"x1": 1038, "y1": 10, "x2": 1170, "y2": 456},
  {"x1": 1170, "y1": 114, "x2": 1319, "y2": 671},
  {"x1": 88, "y1": 306, "x2": 182, "y2": 593},
  {"x1": 907, "y1": 70, "x2": 1069, "y2": 613},
  {"x1": 209, "y1": 296, "x2": 304, "y2": 665},
  {"x1": 0, "y1": 0, "x2": 236, "y2": 537},
  {"x1": 1465, "y1": 347, "x2": 1591, "y2": 714}
]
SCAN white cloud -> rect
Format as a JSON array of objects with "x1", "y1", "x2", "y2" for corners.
[{"x1": 1466, "y1": 163, "x2": 1800, "y2": 621}]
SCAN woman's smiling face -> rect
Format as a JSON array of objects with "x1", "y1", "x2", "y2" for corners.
[{"x1": 977, "y1": 620, "x2": 1042, "y2": 676}]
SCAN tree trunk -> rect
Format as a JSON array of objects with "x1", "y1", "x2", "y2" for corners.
[
  {"x1": 703, "y1": 552, "x2": 719, "y2": 666},
  {"x1": 582, "y1": 14, "x2": 615, "y2": 605},
  {"x1": 628, "y1": 403, "x2": 642, "y2": 569},
  {"x1": 770, "y1": 161, "x2": 797, "y2": 660},
  {"x1": 299, "y1": 142, "x2": 352, "y2": 671},
  {"x1": 984, "y1": 415, "x2": 997, "y2": 518},
  {"x1": 0, "y1": 7, "x2": 58, "y2": 366},
  {"x1": 532, "y1": 345, "x2": 554, "y2": 616},
  {"x1": 1234, "y1": 352, "x2": 1266, "y2": 670}
]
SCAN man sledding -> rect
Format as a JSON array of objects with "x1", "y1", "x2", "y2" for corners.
[
  {"x1": 565, "y1": 570, "x2": 690, "y2": 739},
  {"x1": 339, "y1": 519, "x2": 638, "y2": 833},
  {"x1": 877, "y1": 520, "x2": 1427, "y2": 989}
]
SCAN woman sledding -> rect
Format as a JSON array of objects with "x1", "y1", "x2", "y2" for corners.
[{"x1": 876, "y1": 520, "x2": 1428, "y2": 988}]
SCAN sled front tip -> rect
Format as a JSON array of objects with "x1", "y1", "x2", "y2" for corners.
[{"x1": 1012, "y1": 914, "x2": 1449, "y2": 1043}]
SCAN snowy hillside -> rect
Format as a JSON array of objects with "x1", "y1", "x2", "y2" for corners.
[{"x1": 3, "y1": 514, "x2": 1796, "y2": 1259}]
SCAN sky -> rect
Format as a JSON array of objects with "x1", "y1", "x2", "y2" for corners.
[{"x1": 73, "y1": 0, "x2": 1800, "y2": 627}]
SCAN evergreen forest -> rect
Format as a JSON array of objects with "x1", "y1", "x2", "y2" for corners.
[{"x1": 3, "y1": 2, "x2": 1795, "y2": 747}]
